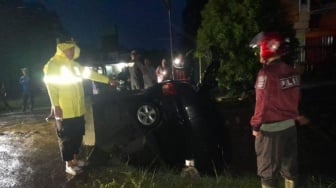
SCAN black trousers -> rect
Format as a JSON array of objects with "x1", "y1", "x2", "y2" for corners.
[
  {"x1": 55, "y1": 116, "x2": 85, "y2": 162},
  {"x1": 0, "y1": 94, "x2": 12, "y2": 110},
  {"x1": 22, "y1": 93, "x2": 34, "y2": 112},
  {"x1": 255, "y1": 126, "x2": 298, "y2": 186}
]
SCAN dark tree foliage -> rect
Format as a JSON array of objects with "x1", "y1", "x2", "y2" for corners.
[
  {"x1": 256, "y1": 0, "x2": 299, "y2": 67},
  {"x1": 0, "y1": 2, "x2": 66, "y2": 97},
  {"x1": 196, "y1": 0, "x2": 298, "y2": 95}
]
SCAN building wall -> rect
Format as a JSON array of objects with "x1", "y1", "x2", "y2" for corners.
[{"x1": 279, "y1": 0, "x2": 336, "y2": 76}]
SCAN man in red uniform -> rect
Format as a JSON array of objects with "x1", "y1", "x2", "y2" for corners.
[{"x1": 249, "y1": 32, "x2": 307, "y2": 188}]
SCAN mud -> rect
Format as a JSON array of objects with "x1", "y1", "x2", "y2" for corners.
[{"x1": 0, "y1": 108, "x2": 68, "y2": 188}]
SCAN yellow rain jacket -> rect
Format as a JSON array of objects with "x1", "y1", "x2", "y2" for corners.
[{"x1": 43, "y1": 42, "x2": 109, "y2": 119}]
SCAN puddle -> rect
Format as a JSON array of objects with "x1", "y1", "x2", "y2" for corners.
[{"x1": 0, "y1": 108, "x2": 67, "y2": 188}]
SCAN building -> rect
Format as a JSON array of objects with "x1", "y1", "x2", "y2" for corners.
[{"x1": 283, "y1": 0, "x2": 336, "y2": 79}]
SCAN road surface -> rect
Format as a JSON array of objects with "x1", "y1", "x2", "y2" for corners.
[{"x1": 0, "y1": 108, "x2": 70, "y2": 188}]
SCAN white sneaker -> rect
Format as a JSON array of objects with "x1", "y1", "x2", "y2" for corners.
[{"x1": 65, "y1": 165, "x2": 82, "y2": 175}]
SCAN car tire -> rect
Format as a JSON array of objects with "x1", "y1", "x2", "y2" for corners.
[{"x1": 136, "y1": 103, "x2": 161, "y2": 128}]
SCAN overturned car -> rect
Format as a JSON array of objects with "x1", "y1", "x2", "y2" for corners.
[{"x1": 82, "y1": 53, "x2": 230, "y2": 173}]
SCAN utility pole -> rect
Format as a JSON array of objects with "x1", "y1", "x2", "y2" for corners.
[{"x1": 163, "y1": 0, "x2": 174, "y2": 79}]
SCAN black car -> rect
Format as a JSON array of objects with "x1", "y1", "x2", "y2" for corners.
[{"x1": 83, "y1": 52, "x2": 230, "y2": 173}]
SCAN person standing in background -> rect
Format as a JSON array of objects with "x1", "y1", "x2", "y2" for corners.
[
  {"x1": 156, "y1": 58, "x2": 171, "y2": 83},
  {"x1": 128, "y1": 50, "x2": 144, "y2": 90},
  {"x1": 19, "y1": 67, "x2": 34, "y2": 112},
  {"x1": 142, "y1": 58, "x2": 157, "y2": 89},
  {"x1": 0, "y1": 81, "x2": 13, "y2": 112},
  {"x1": 173, "y1": 53, "x2": 185, "y2": 80}
]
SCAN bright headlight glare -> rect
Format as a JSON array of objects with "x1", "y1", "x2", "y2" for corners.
[
  {"x1": 82, "y1": 67, "x2": 92, "y2": 78},
  {"x1": 174, "y1": 58, "x2": 181, "y2": 65}
]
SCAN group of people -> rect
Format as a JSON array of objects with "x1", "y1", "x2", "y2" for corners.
[
  {"x1": 42, "y1": 31, "x2": 308, "y2": 188},
  {"x1": 122, "y1": 50, "x2": 193, "y2": 90},
  {"x1": 1, "y1": 50, "x2": 173, "y2": 114},
  {"x1": 41, "y1": 38, "x2": 177, "y2": 176},
  {"x1": 124, "y1": 50, "x2": 153, "y2": 90},
  {"x1": 155, "y1": 53, "x2": 193, "y2": 82},
  {"x1": 119, "y1": 50, "x2": 172, "y2": 90}
]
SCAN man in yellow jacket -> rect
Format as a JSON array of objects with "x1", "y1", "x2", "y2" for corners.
[{"x1": 43, "y1": 38, "x2": 112, "y2": 175}]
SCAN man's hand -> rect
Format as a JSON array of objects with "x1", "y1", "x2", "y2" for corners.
[
  {"x1": 252, "y1": 130, "x2": 262, "y2": 137},
  {"x1": 109, "y1": 79, "x2": 119, "y2": 87},
  {"x1": 54, "y1": 106, "x2": 63, "y2": 121},
  {"x1": 296, "y1": 115, "x2": 310, "y2": 126}
]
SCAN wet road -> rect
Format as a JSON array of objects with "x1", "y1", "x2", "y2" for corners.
[{"x1": 0, "y1": 108, "x2": 68, "y2": 188}]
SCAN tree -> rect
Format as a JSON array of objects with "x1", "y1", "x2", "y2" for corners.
[
  {"x1": 0, "y1": 2, "x2": 65, "y2": 97},
  {"x1": 196, "y1": 0, "x2": 297, "y2": 95}
]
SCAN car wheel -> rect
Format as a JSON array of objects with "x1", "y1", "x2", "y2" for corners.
[{"x1": 136, "y1": 103, "x2": 161, "y2": 128}]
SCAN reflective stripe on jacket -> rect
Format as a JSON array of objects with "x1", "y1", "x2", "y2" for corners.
[{"x1": 43, "y1": 43, "x2": 109, "y2": 119}]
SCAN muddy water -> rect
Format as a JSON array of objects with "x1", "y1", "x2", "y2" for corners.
[{"x1": 0, "y1": 109, "x2": 69, "y2": 188}]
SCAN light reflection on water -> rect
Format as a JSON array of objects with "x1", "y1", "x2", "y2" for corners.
[
  {"x1": 0, "y1": 109, "x2": 67, "y2": 188},
  {"x1": 0, "y1": 134, "x2": 34, "y2": 188}
]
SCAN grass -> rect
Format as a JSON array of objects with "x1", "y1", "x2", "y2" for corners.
[
  {"x1": 71, "y1": 156, "x2": 261, "y2": 188},
  {"x1": 69, "y1": 95, "x2": 336, "y2": 188},
  {"x1": 68, "y1": 154, "x2": 335, "y2": 188}
]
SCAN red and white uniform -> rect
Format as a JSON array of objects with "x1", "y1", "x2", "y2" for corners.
[{"x1": 250, "y1": 59, "x2": 300, "y2": 131}]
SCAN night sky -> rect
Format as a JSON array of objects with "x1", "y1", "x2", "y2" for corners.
[{"x1": 26, "y1": 0, "x2": 186, "y2": 50}]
